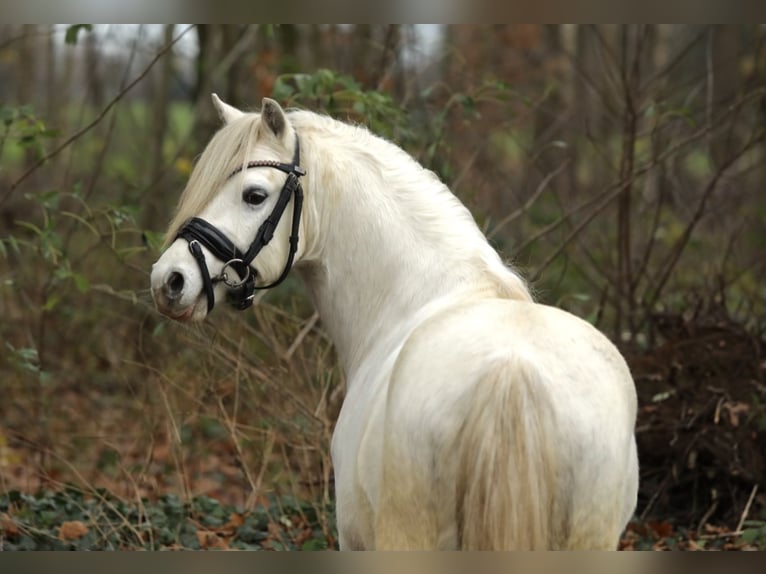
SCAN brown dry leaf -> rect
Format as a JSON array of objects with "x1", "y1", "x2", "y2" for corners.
[
  {"x1": 0, "y1": 512, "x2": 19, "y2": 537},
  {"x1": 59, "y1": 520, "x2": 89, "y2": 541},
  {"x1": 647, "y1": 520, "x2": 674, "y2": 539},
  {"x1": 191, "y1": 477, "x2": 222, "y2": 497},
  {"x1": 216, "y1": 512, "x2": 245, "y2": 537},
  {"x1": 196, "y1": 529, "x2": 230, "y2": 550},
  {"x1": 152, "y1": 442, "x2": 172, "y2": 463}
]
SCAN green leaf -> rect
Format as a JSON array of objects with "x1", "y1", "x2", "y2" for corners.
[
  {"x1": 72, "y1": 273, "x2": 90, "y2": 294},
  {"x1": 42, "y1": 293, "x2": 61, "y2": 311},
  {"x1": 1, "y1": 105, "x2": 17, "y2": 126},
  {"x1": 663, "y1": 106, "x2": 696, "y2": 127},
  {"x1": 96, "y1": 447, "x2": 120, "y2": 471},
  {"x1": 141, "y1": 230, "x2": 163, "y2": 252},
  {"x1": 16, "y1": 220, "x2": 44, "y2": 237},
  {"x1": 65, "y1": 25, "x2": 93, "y2": 45},
  {"x1": 301, "y1": 538, "x2": 327, "y2": 550},
  {"x1": 740, "y1": 526, "x2": 765, "y2": 545}
]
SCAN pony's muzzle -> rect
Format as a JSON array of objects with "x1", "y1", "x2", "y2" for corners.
[
  {"x1": 151, "y1": 268, "x2": 191, "y2": 315},
  {"x1": 152, "y1": 271, "x2": 196, "y2": 321},
  {"x1": 150, "y1": 261, "x2": 201, "y2": 320}
]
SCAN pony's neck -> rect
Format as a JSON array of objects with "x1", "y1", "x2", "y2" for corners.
[{"x1": 293, "y1": 114, "x2": 531, "y2": 378}]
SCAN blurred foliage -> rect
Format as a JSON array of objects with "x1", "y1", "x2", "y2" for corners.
[{"x1": 0, "y1": 25, "x2": 764, "y2": 546}]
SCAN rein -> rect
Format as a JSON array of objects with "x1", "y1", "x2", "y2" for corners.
[{"x1": 176, "y1": 135, "x2": 305, "y2": 313}]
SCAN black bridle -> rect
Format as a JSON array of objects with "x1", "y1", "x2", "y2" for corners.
[{"x1": 176, "y1": 135, "x2": 305, "y2": 313}]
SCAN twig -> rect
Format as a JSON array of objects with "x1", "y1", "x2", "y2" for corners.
[
  {"x1": 697, "y1": 529, "x2": 747, "y2": 540},
  {"x1": 216, "y1": 395, "x2": 260, "y2": 507},
  {"x1": 735, "y1": 484, "x2": 759, "y2": 534},
  {"x1": 696, "y1": 495, "x2": 719, "y2": 536},
  {"x1": 1, "y1": 24, "x2": 195, "y2": 206},
  {"x1": 639, "y1": 472, "x2": 672, "y2": 521},
  {"x1": 639, "y1": 27, "x2": 707, "y2": 93},
  {"x1": 284, "y1": 311, "x2": 320, "y2": 361},
  {"x1": 211, "y1": 25, "x2": 259, "y2": 87},
  {"x1": 0, "y1": 25, "x2": 62, "y2": 52},
  {"x1": 488, "y1": 158, "x2": 570, "y2": 240},
  {"x1": 245, "y1": 430, "x2": 277, "y2": 511}
]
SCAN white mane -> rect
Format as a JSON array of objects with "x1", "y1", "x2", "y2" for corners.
[{"x1": 288, "y1": 110, "x2": 533, "y2": 299}]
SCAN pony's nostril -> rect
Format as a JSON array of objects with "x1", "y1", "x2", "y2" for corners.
[{"x1": 165, "y1": 271, "x2": 185, "y2": 299}]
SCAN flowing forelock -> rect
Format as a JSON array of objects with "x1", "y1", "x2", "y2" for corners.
[{"x1": 163, "y1": 114, "x2": 262, "y2": 246}]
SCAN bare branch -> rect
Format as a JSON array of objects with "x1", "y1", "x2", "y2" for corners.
[
  {"x1": 524, "y1": 89, "x2": 766, "y2": 283},
  {"x1": 1, "y1": 25, "x2": 195, "y2": 206},
  {"x1": 488, "y1": 158, "x2": 570, "y2": 239}
]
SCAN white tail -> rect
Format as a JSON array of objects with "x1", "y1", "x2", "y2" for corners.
[{"x1": 456, "y1": 355, "x2": 564, "y2": 550}]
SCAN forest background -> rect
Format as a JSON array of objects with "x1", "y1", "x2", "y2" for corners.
[{"x1": 0, "y1": 24, "x2": 764, "y2": 550}]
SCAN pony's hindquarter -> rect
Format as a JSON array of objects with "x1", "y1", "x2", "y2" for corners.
[{"x1": 372, "y1": 299, "x2": 638, "y2": 550}]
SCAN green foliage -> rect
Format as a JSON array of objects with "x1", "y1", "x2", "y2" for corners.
[
  {"x1": 64, "y1": 25, "x2": 93, "y2": 45},
  {"x1": 272, "y1": 69, "x2": 412, "y2": 143},
  {"x1": 0, "y1": 489, "x2": 336, "y2": 550},
  {"x1": 0, "y1": 105, "x2": 59, "y2": 166},
  {"x1": 740, "y1": 521, "x2": 766, "y2": 547}
]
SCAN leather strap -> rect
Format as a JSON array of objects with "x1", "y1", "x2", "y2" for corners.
[{"x1": 175, "y1": 133, "x2": 305, "y2": 313}]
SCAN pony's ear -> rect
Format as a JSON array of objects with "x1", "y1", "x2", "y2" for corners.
[
  {"x1": 211, "y1": 93, "x2": 243, "y2": 124},
  {"x1": 261, "y1": 97, "x2": 287, "y2": 138}
]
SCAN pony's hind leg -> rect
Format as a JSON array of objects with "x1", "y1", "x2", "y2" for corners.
[{"x1": 373, "y1": 435, "x2": 457, "y2": 550}]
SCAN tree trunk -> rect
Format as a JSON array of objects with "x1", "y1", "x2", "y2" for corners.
[
  {"x1": 142, "y1": 25, "x2": 175, "y2": 230},
  {"x1": 710, "y1": 25, "x2": 741, "y2": 168},
  {"x1": 192, "y1": 25, "x2": 222, "y2": 145},
  {"x1": 84, "y1": 29, "x2": 103, "y2": 108}
]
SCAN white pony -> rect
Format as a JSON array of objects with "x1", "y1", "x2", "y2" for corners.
[{"x1": 150, "y1": 95, "x2": 639, "y2": 550}]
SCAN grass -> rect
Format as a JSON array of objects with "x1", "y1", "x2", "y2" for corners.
[{"x1": 1, "y1": 273, "x2": 342, "y2": 551}]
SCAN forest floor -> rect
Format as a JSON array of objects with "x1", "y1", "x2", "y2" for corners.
[
  {"x1": 622, "y1": 309, "x2": 766, "y2": 550},
  {"x1": 1, "y1": 309, "x2": 765, "y2": 550}
]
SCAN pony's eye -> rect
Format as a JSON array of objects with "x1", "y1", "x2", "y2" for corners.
[{"x1": 242, "y1": 187, "x2": 267, "y2": 206}]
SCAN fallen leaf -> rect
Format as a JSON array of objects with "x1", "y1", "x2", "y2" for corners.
[
  {"x1": 217, "y1": 512, "x2": 245, "y2": 536},
  {"x1": 196, "y1": 529, "x2": 230, "y2": 550},
  {"x1": 647, "y1": 520, "x2": 674, "y2": 538},
  {"x1": 0, "y1": 513, "x2": 19, "y2": 537},
  {"x1": 59, "y1": 520, "x2": 89, "y2": 541}
]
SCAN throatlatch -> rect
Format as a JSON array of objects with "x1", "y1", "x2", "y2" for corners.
[{"x1": 176, "y1": 135, "x2": 305, "y2": 313}]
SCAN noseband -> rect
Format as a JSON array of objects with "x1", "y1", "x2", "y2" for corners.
[{"x1": 176, "y1": 135, "x2": 305, "y2": 313}]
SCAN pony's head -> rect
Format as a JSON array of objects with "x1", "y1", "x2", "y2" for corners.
[{"x1": 150, "y1": 95, "x2": 305, "y2": 321}]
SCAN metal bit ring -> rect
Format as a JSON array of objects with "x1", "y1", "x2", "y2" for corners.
[{"x1": 218, "y1": 259, "x2": 250, "y2": 287}]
